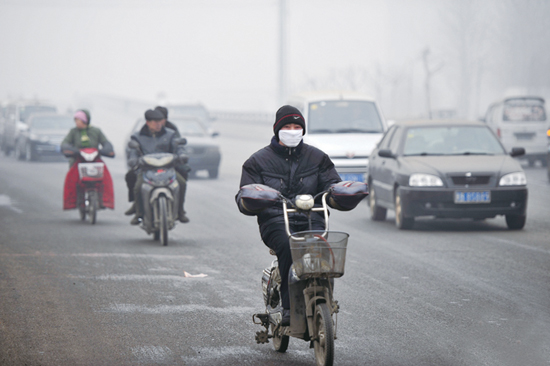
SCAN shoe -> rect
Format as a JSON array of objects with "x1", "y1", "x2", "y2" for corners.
[
  {"x1": 124, "y1": 204, "x2": 136, "y2": 216},
  {"x1": 281, "y1": 309, "x2": 290, "y2": 326},
  {"x1": 130, "y1": 216, "x2": 141, "y2": 225},
  {"x1": 178, "y1": 213, "x2": 190, "y2": 223}
]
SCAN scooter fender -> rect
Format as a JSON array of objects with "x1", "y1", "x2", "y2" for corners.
[{"x1": 149, "y1": 187, "x2": 174, "y2": 204}]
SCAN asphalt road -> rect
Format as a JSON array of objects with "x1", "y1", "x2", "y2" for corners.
[{"x1": 1, "y1": 120, "x2": 549, "y2": 366}]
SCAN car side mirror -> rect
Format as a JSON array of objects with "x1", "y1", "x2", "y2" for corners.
[
  {"x1": 211, "y1": 131, "x2": 219, "y2": 138},
  {"x1": 510, "y1": 147, "x2": 525, "y2": 157},
  {"x1": 378, "y1": 149, "x2": 395, "y2": 159}
]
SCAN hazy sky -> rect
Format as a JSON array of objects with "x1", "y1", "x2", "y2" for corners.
[{"x1": 1, "y1": 0, "x2": 440, "y2": 113}]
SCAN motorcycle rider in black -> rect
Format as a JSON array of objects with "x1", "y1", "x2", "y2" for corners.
[
  {"x1": 236, "y1": 105, "x2": 341, "y2": 326},
  {"x1": 125, "y1": 106, "x2": 191, "y2": 222},
  {"x1": 127, "y1": 109, "x2": 189, "y2": 225}
]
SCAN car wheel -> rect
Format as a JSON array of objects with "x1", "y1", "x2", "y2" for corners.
[
  {"x1": 25, "y1": 142, "x2": 36, "y2": 161},
  {"x1": 395, "y1": 187, "x2": 414, "y2": 230},
  {"x1": 208, "y1": 168, "x2": 219, "y2": 179},
  {"x1": 505, "y1": 214, "x2": 526, "y2": 230},
  {"x1": 369, "y1": 184, "x2": 386, "y2": 221}
]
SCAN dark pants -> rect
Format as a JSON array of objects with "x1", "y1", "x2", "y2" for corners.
[{"x1": 260, "y1": 219, "x2": 325, "y2": 309}]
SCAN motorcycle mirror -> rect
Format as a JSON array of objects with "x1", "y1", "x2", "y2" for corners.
[{"x1": 127, "y1": 140, "x2": 140, "y2": 149}]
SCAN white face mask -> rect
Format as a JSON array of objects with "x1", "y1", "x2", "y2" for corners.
[{"x1": 279, "y1": 129, "x2": 303, "y2": 147}]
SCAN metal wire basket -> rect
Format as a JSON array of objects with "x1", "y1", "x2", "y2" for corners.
[{"x1": 289, "y1": 231, "x2": 349, "y2": 279}]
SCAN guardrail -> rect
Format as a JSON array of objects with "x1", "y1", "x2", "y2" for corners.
[{"x1": 211, "y1": 111, "x2": 273, "y2": 124}]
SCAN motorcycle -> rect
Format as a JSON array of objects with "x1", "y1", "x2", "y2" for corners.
[
  {"x1": 252, "y1": 190, "x2": 351, "y2": 366},
  {"x1": 134, "y1": 151, "x2": 181, "y2": 246},
  {"x1": 63, "y1": 147, "x2": 115, "y2": 224}
]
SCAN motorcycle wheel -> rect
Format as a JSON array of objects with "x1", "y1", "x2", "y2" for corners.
[
  {"x1": 88, "y1": 191, "x2": 98, "y2": 225},
  {"x1": 313, "y1": 303, "x2": 334, "y2": 366},
  {"x1": 158, "y1": 196, "x2": 168, "y2": 246},
  {"x1": 271, "y1": 323, "x2": 289, "y2": 353}
]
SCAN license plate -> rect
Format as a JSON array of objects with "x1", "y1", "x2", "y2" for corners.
[
  {"x1": 454, "y1": 191, "x2": 490, "y2": 204},
  {"x1": 339, "y1": 173, "x2": 365, "y2": 182}
]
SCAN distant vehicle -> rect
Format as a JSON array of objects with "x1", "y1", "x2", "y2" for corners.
[
  {"x1": 15, "y1": 113, "x2": 73, "y2": 161},
  {"x1": 125, "y1": 117, "x2": 221, "y2": 179},
  {"x1": 166, "y1": 103, "x2": 216, "y2": 130},
  {"x1": 483, "y1": 96, "x2": 547, "y2": 167},
  {"x1": 368, "y1": 119, "x2": 528, "y2": 230},
  {"x1": 287, "y1": 91, "x2": 387, "y2": 182},
  {"x1": 0, "y1": 101, "x2": 57, "y2": 156}
]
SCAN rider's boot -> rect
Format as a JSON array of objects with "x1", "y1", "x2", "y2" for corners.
[
  {"x1": 177, "y1": 180, "x2": 189, "y2": 223},
  {"x1": 125, "y1": 202, "x2": 136, "y2": 216},
  {"x1": 131, "y1": 201, "x2": 142, "y2": 225}
]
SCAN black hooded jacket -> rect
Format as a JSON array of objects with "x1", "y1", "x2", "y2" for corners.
[{"x1": 237, "y1": 136, "x2": 341, "y2": 229}]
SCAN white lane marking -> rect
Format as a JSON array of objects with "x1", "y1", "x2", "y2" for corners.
[
  {"x1": 0, "y1": 194, "x2": 22, "y2": 214},
  {"x1": 92, "y1": 274, "x2": 207, "y2": 282},
  {"x1": 106, "y1": 303, "x2": 254, "y2": 314},
  {"x1": 181, "y1": 346, "x2": 312, "y2": 363},
  {"x1": 0, "y1": 253, "x2": 193, "y2": 259},
  {"x1": 482, "y1": 235, "x2": 550, "y2": 255},
  {"x1": 132, "y1": 345, "x2": 173, "y2": 362}
]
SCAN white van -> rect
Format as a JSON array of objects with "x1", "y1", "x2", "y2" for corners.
[
  {"x1": 287, "y1": 91, "x2": 387, "y2": 182},
  {"x1": 484, "y1": 96, "x2": 548, "y2": 166}
]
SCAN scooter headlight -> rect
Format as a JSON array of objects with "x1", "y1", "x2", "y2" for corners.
[{"x1": 295, "y1": 194, "x2": 314, "y2": 210}]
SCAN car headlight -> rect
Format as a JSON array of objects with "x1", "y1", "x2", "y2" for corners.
[
  {"x1": 409, "y1": 173, "x2": 444, "y2": 187},
  {"x1": 499, "y1": 172, "x2": 527, "y2": 186}
]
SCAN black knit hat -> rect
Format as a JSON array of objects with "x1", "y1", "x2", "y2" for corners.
[
  {"x1": 145, "y1": 109, "x2": 164, "y2": 121},
  {"x1": 154, "y1": 106, "x2": 168, "y2": 119},
  {"x1": 273, "y1": 105, "x2": 305, "y2": 140}
]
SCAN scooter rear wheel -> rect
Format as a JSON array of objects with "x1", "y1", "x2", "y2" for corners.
[
  {"x1": 271, "y1": 323, "x2": 289, "y2": 353},
  {"x1": 313, "y1": 303, "x2": 334, "y2": 366}
]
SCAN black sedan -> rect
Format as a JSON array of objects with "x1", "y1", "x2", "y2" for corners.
[
  {"x1": 15, "y1": 113, "x2": 73, "y2": 161},
  {"x1": 367, "y1": 120, "x2": 528, "y2": 230},
  {"x1": 125, "y1": 117, "x2": 221, "y2": 179}
]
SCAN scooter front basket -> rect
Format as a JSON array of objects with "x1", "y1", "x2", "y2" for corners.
[
  {"x1": 78, "y1": 162, "x2": 105, "y2": 181},
  {"x1": 289, "y1": 230, "x2": 349, "y2": 279}
]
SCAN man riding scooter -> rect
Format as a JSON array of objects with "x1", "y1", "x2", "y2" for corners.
[
  {"x1": 236, "y1": 105, "x2": 342, "y2": 326},
  {"x1": 127, "y1": 109, "x2": 189, "y2": 225}
]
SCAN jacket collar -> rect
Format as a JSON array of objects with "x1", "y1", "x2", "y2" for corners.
[
  {"x1": 140, "y1": 124, "x2": 166, "y2": 137},
  {"x1": 270, "y1": 135, "x2": 304, "y2": 157}
]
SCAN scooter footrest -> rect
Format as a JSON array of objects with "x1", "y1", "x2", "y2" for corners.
[{"x1": 252, "y1": 313, "x2": 270, "y2": 326}]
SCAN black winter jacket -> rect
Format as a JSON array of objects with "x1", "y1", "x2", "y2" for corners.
[
  {"x1": 127, "y1": 125, "x2": 186, "y2": 169},
  {"x1": 237, "y1": 136, "x2": 341, "y2": 229}
]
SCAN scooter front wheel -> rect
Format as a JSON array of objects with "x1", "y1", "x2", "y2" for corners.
[
  {"x1": 271, "y1": 323, "x2": 289, "y2": 353},
  {"x1": 88, "y1": 191, "x2": 98, "y2": 225},
  {"x1": 313, "y1": 303, "x2": 334, "y2": 366}
]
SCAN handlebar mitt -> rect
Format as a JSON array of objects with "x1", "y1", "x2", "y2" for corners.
[
  {"x1": 236, "y1": 184, "x2": 280, "y2": 216},
  {"x1": 329, "y1": 181, "x2": 369, "y2": 211}
]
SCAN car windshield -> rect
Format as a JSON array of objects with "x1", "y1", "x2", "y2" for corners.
[
  {"x1": 20, "y1": 106, "x2": 57, "y2": 122},
  {"x1": 403, "y1": 126, "x2": 506, "y2": 156},
  {"x1": 308, "y1": 100, "x2": 384, "y2": 134},
  {"x1": 171, "y1": 118, "x2": 207, "y2": 137},
  {"x1": 503, "y1": 98, "x2": 546, "y2": 122},
  {"x1": 30, "y1": 116, "x2": 74, "y2": 130}
]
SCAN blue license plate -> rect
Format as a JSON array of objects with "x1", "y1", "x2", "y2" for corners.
[
  {"x1": 339, "y1": 173, "x2": 365, "y2": 182},
  {"x1": 454, "y1": 191, "x2": 490, "y2": 204}
]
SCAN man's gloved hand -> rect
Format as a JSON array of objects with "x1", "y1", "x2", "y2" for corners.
[{"x1": 175, "y1": 154, "x2": 189, "y2": 164}]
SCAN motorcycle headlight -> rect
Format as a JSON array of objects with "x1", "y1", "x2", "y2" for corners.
[
  {"x1": 409, "y1": 173, "x2": 443, "y2": 187},
  {"x1": 499, "y1": 172, "x2": 527, "y2": 186}
]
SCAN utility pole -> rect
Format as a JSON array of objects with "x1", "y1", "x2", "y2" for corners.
[
  {"x1": 422, "y1": 48, "x2": 444, "y2": 119},
  {"x1": 278, "y1": 0, "x2": 287, "y2": 106}
]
